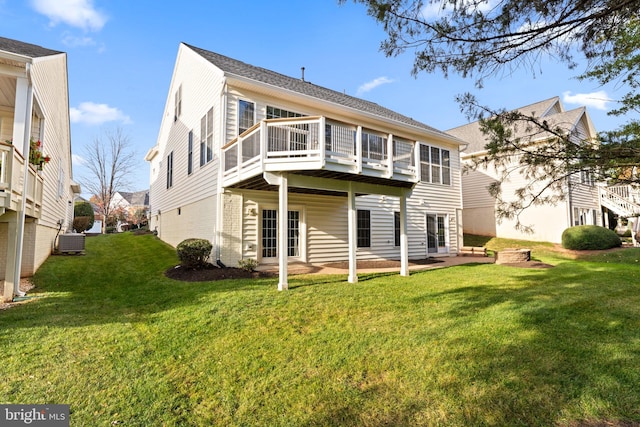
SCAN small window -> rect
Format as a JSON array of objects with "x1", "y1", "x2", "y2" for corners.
[
  {"x1": 166, "y1": 151, "x2": 173, "y2": 189},
  {"x1": 174, "y1": 85, "x2": 182, "y2": 121},
  {"x1": 357, "y1": 209, "x2": 371, "y2": 248},
  {"x1": 238, "y1": 100, "x2": 255, "y2": 135},
  {"x1": 394, "y1": 211, "x2": 400, "y2": 247},
  {"x1": 187, "y1": 131, "x2": 193, "y2": 175},
  {"x1": 266, "y1": 106, "x2": 303, "y2": 119}
]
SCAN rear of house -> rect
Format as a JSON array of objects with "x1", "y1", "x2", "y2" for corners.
[
  {"x1": 1, "y1": 37, "x2": 78, "y2": 301},
  {"x1": 146, "y1": 43, "x2": 464, "y2": 285}
]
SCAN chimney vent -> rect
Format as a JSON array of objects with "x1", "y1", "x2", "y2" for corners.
[{"x1": 301, "y1": 67, "x2": 305, "y2": 82}]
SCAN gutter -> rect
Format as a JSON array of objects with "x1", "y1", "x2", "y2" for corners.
[{"x1": 215, "y1": 79, "x2": 228, "y2": 266}]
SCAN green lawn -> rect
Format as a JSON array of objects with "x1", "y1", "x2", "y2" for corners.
[{"x1": 1, "y1": 233, "x2": 640, "y2": 426}]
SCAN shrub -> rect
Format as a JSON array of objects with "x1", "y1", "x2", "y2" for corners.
[
  {"x1": 73, "y1": 216, "x2": 92, "y2": 233},
  {"x1": 176, "y1": 238, "x2": 213, "y2": 268},
  {"x1": 73, "y1": 201, "x2": 94, "y2": 232},
  {"x1": 238, "y1": 258, "x2": 259, "y2": 272},
  {"x1": 561, "y1": 225, "x2": 622, "y2": 250}
]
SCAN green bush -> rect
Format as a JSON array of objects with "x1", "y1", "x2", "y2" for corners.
[
  {"x1": 73, "y1": 201, "x2": 94, "y2": 232},
  {"x1": 561, "y1": 225, "x2": 622, "y2": 250},
  {"x1": 176, "y1": 238, "x2": 213, "y2": 268},
  {"x1": 73, "y1": 216, "x2": 92, "y2": 233},
  {"x1": 238, "y1": 258, "x2": 259, "y2": 272}
]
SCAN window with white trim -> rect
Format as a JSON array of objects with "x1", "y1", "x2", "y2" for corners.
[
  {"x1": 238, "y1": 100, "x2": 255, "y2": 135},
  {"x1": 166, "y1": 151, "x2": 173, "y2": 189},
  {"x1": 174, "y1": 85, "x2": 182, "y2": 122},
  {"x1": 394, "y1": 211, "x2": 400, "y2": 247},
  {"x1": 187, "y1": 130, "x2": 193, "y2": 175},
  {"x1": 200, "y1": 107, "x2": 213, "y2": 166},
  {"x1": 266, "y1": 106, "x2": 303, "y2": 119},
  {"x1": 357, "y1": 209, "x2": 371, "y2": 248},
  {"x1": 420, "y1": 144, "x2": 451, "y2": 185}
]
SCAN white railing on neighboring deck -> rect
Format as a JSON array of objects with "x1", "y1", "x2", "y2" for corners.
[
  {"x1": 0, "y1": 141, "x2": 44, "y2": 217},
  {"x1": 221, "y1": 116, "x2": 418, "y2": 186},
  {"x1": 599, "y1": 185, "x2": 640, "y2": 217}
]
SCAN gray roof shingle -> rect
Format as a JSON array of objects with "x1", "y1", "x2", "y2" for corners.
[
  {"x1": 447, "y1": 98, "x2": 586, "y2": 154},
  {"x1": 0, "y1": 36, "x2": 62, "y2": 58},
  {"x1": 185, "y1": 43, "x2": 452, "y2": 138}
]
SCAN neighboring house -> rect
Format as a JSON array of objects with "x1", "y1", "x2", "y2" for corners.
[
  {"x1": 146, "y1": 43, "x2": 465, "y2": 289},
  {"x1": 110, "y1": 190, "x2": 149, "y2": 230},
  {"x1": 447, "y1": 96, "x2": 639, "y2": 243},
  {"x1": 1, "y1": 37, "x2": 79, "y2": 302}
]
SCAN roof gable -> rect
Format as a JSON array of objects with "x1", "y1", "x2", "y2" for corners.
[
  {"x1": 184, "y1": 43, "x2": 452, "y2": 138},
  {"x1": 0, "y1": 36, "x2": 62, "y2": 59},
  {"x1": 447, "y1": 98, "x2": 596, "y2": 155}
]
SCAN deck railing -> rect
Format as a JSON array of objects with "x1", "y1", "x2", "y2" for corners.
[
  {"x1": 222, "y1": 116, "x2": 418, "y2": 186},
  {"x1": 0, "y1": 141, "x2": 44, "y2": 217}
]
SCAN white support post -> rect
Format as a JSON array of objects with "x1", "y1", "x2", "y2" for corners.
[
  {"x1": 278, "y1": 172, "x2": 288, "y2": 291},
  {"x1": 355, "y1": 126, "x2": 363, "y2": 174},
  {"x1": 400, "y1": 190, "x2": 409, "y2": 276},
  {"x1": 318, "y1": 116, "x2": 326, "y2": 167},
  {"x1": 387, "y1": 133, "x2": 394, "y2": 178},
  {"x1": 260, "y1": 120, "x2": 268, "y2": 166},
  {"x1": 348, "y1": 182, "x2": 358, "y2": 283},
  {"x1": 2, "y1": 212, "x2": 18, "y2": 302},
  {"x1": 11, "y1": 73, "x2": 32, "y2": 298}
]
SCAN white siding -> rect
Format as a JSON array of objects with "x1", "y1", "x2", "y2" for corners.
[
  {"x1": 30, "y1": 54, "x2": 74, "y2": 231},
  {"x1": 149, "y1": 45, "x2": 225, "y2": 246}
]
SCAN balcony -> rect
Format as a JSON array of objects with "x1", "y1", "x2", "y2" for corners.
[
  {"x1": 0, "y1": 141, "x2": 44, "y2": 217},
  {"x1": 221, "y1": 116, "x2": 419, "y2": 190}
]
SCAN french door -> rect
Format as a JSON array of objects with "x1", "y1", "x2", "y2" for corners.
[
  {"x1": 261, "y1": 209, "x2": 301, "y2": 262},
  {"x1": 426, "y1": 213, "x2": 448, "y2": 255}
]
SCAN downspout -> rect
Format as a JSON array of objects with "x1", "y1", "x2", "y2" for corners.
[
  {"x1": 13, "y1": 62, "x2": 34, "y2": 297},
  {"x1": 215, "y1": 80, "x2": 228, "y2": 265}
]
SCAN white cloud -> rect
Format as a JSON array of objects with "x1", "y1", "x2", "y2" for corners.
[
  {"x1": 70, "y1": 102, "x2": 132, "y2": 125},
  {"x1": 61, "y1": 32, "x2": 96, "y2": 47},
  {"x1": 357, "y1": 77, "x2": 394, "y2": 95},
  {"x1": 30, "y1": 0, "x2": 107, "y2": 31},
  {"x1": 421, "y1": 0, "x2": 496, "y2": 20},
  {"x1": 72, "y1": 153, "x2": 86, "y2": 166},
  {"x1": 562, "y1": 91, "x2": 611, "y2": 111}
]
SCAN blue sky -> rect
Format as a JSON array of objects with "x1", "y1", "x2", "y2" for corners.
[{"x1": 1, "y1": 0, "x2": 630, "y2": 194}]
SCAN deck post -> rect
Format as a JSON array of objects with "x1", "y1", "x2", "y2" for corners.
[
  {"x1": 278, "y1": 172, "x2": 288, "y2": 291},
  {"x1": 400, "y1": 190, "x2": 409, "y2": 276},
  {"x1": 2, "y1": 212, "x2": 18, "y2": 302},
  {"x1": 347, "y1": 182, "x2": 358, "y2": 283}
]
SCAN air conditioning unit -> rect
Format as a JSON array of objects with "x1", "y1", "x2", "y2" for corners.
[{"x1": 58, "y1": 233, "x2": 85, "y2": 254}]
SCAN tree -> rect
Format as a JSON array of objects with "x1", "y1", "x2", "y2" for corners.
[
  {"x1": 346, "y1": 0, "x2": 640, "y2": 227},
  {"x1": 345, "y1": 0, "x2": 639, "y2": 84},
  {"x1": 81, "y1": 128, "x2": 137, "y2": 234}
]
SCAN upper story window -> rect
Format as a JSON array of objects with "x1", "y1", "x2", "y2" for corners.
[
  {"x1": 187, "y1": 130, "x2": 193, "y2": 175},
  {"x1": 420, "y1": 144, "x2": 451, "y2": 185},
  {"x1": 166, "y1": 151, "x2": 174, "y2": 189},
  {"x1": 174, "y1": 85, "x2": 182, "y2": 122},
  {"x1": 266, "y1": 106, "x2": 303, "y2": 119},
  {"x1": 238, "y1": 100, "x2": 255, "y2": 135},
  {"x1": 580, "y1": 170, "x2": 595, "y2": 186},
  {"x1": 200, "y1": 107, "x2": 213, "y2": 166}
]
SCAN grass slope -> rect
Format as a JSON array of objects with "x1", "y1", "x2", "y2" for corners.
[{"x1": 1, "y1": 233, "x2": 639, "y2": 426}]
